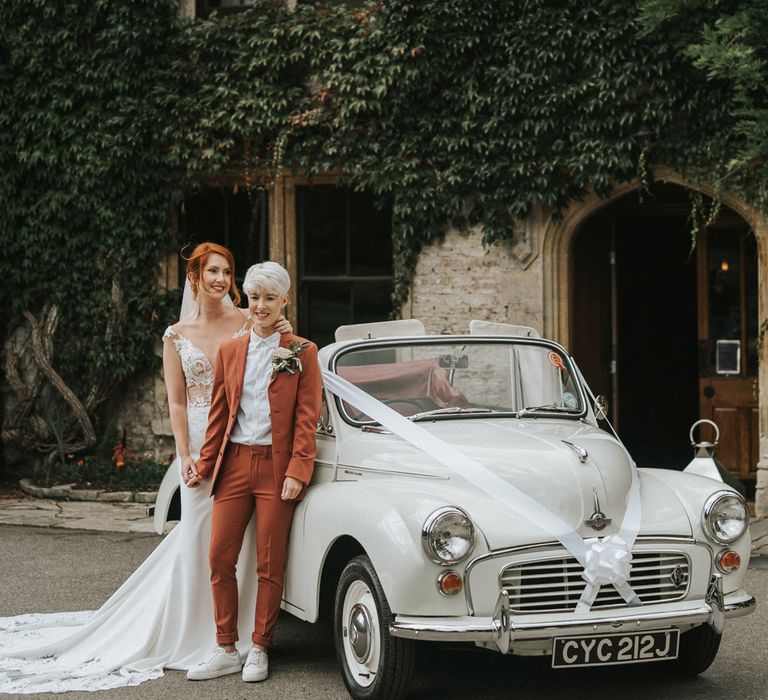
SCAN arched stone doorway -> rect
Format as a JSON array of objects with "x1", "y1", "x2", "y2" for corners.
[{"x1": 542, "y1": 168, "x2": 768, "y2": 513}]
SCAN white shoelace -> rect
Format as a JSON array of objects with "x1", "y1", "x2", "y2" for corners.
[
  {"x1": 245, "y1": 648, "x2": 265, "y2": 663},
  {"x1": 200, "y1": 647, "x2": 235, "y2": 666}
]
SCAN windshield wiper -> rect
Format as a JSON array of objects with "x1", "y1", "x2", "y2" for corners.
[
  {"x1": 408, "y1": 407, "x2": 495, "y2": 422},
  {"x1": 516, "y1": 404, "x2": 580, "y2": 418}
]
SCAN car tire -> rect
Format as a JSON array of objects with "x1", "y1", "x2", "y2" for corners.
[
  {"x1": 334, "y1": 555, "x2": 415, "y2": 700},
  {"x1": 670, "y1": 624, "x2": 721, "y2": 676}
]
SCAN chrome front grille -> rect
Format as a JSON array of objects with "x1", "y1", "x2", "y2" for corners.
[{"x1": 500, "y1": 552, "x2": 690, "y2": 613}]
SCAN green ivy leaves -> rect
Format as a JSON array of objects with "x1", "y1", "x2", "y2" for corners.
[
  {"x1": 0, "y1": 0, "x2": 178, "y2": 394},
  {"x1": 0, "y1": 0, "x2": 758, "y2": 449}
]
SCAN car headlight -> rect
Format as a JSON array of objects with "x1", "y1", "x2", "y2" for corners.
[
  {"x1": 703, "y1": 491, "x2": 749, "y2": 544},
  {"x1": 422, "y1": 506, "x2": 475, "y2": 564}
]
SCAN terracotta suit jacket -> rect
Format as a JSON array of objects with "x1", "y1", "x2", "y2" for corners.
[{"x1": 196, "y1": 331, "x2": 322, "y2": 497}]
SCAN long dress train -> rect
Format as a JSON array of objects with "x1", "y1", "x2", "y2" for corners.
[{"x1": 0, "y1": 326, "x2": 258, "y2": 694}]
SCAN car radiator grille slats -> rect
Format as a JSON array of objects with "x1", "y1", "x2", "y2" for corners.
[{"x1": 500, "y1": 552, "x2": 690, "y2": 613}]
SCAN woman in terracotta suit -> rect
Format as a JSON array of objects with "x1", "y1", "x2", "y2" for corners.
[{"x1": 185, "y1": 261, "x2": 322, "y2": 684}]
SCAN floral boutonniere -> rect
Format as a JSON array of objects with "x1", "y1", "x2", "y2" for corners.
[{"x1": 271, "y1": 341, "x2": 309, "y2": 380}]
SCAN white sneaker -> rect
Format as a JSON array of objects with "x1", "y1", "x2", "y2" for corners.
[
  {"x1": 242, "y1": 646, "x2": 269, "y2": 682},
  {"x1": 186, "y1": 647, "x2": 242, "y2": 681}
]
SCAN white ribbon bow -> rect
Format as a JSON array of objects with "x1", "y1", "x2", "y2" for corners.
[{"x1": 576, "y1": 535, "x2": 640, "y2": 612}]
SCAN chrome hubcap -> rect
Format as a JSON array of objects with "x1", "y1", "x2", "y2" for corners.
[
  {"x1": 349, "y1": 603, "x2": 372, "y2": 662},
  {"x1": 341, "y1": 578, "x2": 380, "y2": 688}
]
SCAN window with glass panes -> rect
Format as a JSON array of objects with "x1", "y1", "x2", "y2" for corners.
[
  {"x1": 296, "y1": 185, "x2": 393, "y2": 347},
  {"x1": 176, "y1": 187, "x2": 269, "y2": 292}
]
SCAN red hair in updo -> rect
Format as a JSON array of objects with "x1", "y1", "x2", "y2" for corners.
[{"x1": 184, "y1": 242, "x2": 241, "y2": 307}]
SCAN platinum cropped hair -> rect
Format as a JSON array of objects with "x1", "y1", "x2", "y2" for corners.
[{"x1": 243, "y1": 261, "x2": 291, "y2": 297}]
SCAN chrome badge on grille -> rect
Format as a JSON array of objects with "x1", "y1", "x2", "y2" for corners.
[
  {"x1": 669, "y1": 564, "x2": 687, "y2": 588},
  {"x1": 585, "y1": 490, "x2": 612, "y2": 531}
]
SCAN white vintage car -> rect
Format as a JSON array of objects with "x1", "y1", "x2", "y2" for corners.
[{"x1": 153, "y1": 320, "x2": 755, "y2": 700}]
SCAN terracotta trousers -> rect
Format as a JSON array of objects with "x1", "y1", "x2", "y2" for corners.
[{"x1": 209, "y1": 442, "x2": 296, "y2": 647}]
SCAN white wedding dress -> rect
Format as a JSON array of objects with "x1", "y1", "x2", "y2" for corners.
[{"x1": 0, "y1": 326, "x2": 258, "y2": 694}]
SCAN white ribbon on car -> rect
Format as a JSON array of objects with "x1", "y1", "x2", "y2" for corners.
[{"x1": 321, "y1": 368, "x2": 642, "y2": 612}]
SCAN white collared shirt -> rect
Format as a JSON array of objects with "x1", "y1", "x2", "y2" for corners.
[{"x1": 230, "y1": 330, "x2": 280, "y2": 446}]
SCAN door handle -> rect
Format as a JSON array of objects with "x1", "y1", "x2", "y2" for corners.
[{"x1": 703, "y1": 385, "x2": 715, "y2": 399}]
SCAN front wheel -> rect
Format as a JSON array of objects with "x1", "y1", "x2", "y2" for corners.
[
  {"x1": 334, "y1": 555, "x2": 415, "y2": 700},
  {"x1": 670, "y1": 624, "x2": 721, "y2": 676}
]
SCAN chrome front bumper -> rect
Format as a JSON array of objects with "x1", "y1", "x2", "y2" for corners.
[{"x1": 390, "y1": 574, "x2": 755, "y2": 654}]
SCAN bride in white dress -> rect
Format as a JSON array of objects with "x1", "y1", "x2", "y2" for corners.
[{"x1": 0, "y1": 243, "x2": 290, "y2": 694}]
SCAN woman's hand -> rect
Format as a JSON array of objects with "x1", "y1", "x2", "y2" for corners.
[
  {"x1": 180, "y1": 455, "x2": 199, "y2": 487},
  {"x1": 274, "y1": 314, "x2": 293, "y2": 335},
  {"x1": 281, "y1": 476, "x2": 303, "y2": 500}
]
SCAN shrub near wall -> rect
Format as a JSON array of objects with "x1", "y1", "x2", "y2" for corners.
[
  {"x1": 0, "y1": 0, "x2": 761, "y2": 469},
  {"x1": 0, "y1": 1, "x2": 180, "y2": 465},
  {"x1": 0, "y1": 0, "x2": 343, "y2": 468},
  {"x1": 304, "y1": 0, "x2": 744, "y2": 304}
]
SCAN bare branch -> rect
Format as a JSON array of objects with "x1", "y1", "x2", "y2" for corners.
[{"x1": 22, "y1": 309, "x2": 97, "y2": 447}]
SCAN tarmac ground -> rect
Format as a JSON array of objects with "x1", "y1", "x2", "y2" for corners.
[{"x1": 0, "y1": 490, "x2": 766, "y2": 700}]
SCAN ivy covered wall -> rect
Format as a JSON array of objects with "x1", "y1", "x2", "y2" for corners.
[{"x1": 0, "y1": 0, "x2": 763, "y2": 464}]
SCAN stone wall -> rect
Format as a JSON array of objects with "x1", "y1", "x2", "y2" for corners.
[
  {"x1": 405, "y1": 213, "x2": 545, "y2": 336},
  {"x1": 105, "y1": 348, "x2": 176, "y2": 462}
]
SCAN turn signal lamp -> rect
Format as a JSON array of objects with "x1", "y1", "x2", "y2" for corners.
[
  {"x1": 716, "y1": 550, "x2": 741, "y2": 574},
  {"x1": 437, "y1": 571, "x2": 463, "y2": 596}
]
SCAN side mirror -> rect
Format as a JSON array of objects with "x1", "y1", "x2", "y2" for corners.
[
  {"x1": 317, "y1": 393, "x2": 334, "y2": 436},
  {"x1": 317, "y1": 413, "x2": 334, "y2": 436},
  {"x1": 594, "y1": 395, "x2": 609, "y2": 421}
]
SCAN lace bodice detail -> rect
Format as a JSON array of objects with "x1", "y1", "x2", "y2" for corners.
[{"x1": 163, "y1": 323, "x2": 248, "y2": 409}]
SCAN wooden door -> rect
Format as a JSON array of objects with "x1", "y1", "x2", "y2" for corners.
[
  {"x1": 572, "y1": 208, "x2": 699, "y2": 469},
  {"x1": 697, "y1": 222, "x2": 759, "y2": 479}
]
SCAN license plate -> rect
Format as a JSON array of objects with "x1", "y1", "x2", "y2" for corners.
[{"x1": 552, "y1": 629, "x2": 679, "y2": 668}]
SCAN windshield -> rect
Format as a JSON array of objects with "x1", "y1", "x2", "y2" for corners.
[{"x1": 333, "y1": 339, "x2": 584, "y2": 424}]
